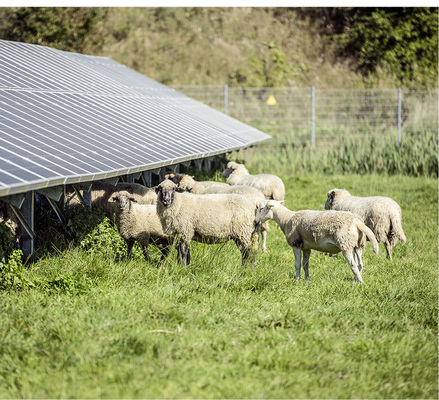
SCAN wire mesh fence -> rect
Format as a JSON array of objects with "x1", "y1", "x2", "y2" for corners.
[{"x1": 172, "y1": 85, "x2": 438, "y2": 147}]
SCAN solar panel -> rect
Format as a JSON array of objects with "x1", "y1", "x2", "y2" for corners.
[{"x1": 0, "y1": 39, "x2": 270, "y2": 197}]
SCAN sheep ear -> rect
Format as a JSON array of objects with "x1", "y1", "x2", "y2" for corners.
[
  {"x1": 130, "y1": 196, "x2": 137, "y2": 202},
  {"x1": 330, "y1": 190, "x2": 336, "y2": 196},
  {"x1": 267, "y1": 200, "x2": 281, "y2": 208},
  {"x1": 111, "y1": 195, "x2": 118, "y2": 202}
]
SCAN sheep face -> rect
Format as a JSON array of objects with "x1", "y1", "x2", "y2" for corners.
[
  {"x1": 112, "y1": 191, "x2": 136, "y2": 212},
  {"x1": 325, "y1": 188, "x2": 349, "y2": 210},
  {"x1": 222, "y1": 162, "x2": 237, "y2": 178},
  {"x1": 177, "y1": 175, "x2": 195, "y2": 192},
  {"x1": 256, "y1": 200, "x2": 274, "y2": 223},
  {"x1": 156, "y1": 180, "x2": 177, "y2": 207},
  {"x1": 164, "y1": 172, "x2": 183, "y2": 185},
  {"x1": 325, "y1": 190, "x2": 336, "y2": 210}
]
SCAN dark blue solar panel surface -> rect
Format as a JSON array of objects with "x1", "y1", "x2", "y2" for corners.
[{"x1": 0, "y1": 39, "x2": 270, "y2": 196}]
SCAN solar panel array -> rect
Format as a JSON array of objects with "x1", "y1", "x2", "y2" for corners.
[{"x1": 0, "y1": 40, "x2": 270, "y2": 197}]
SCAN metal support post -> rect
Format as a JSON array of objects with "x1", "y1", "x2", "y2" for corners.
[
  {"x1": 18, "y1": 191, "x2": 35, "y2": 257},
  {"x1": 142, "y1": 171, "x2": 152, "y2": 187}
]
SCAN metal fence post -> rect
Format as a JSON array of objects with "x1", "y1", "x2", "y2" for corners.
[
  {"x1": 311, "y1": 86, "x2": 315, "y2": 148},
  {"x1": 224, "y1": 84, "x2": 228, "y2": 115},
  {"x1": 397, "y1": 87, "x2": 402, "y2": 147}
]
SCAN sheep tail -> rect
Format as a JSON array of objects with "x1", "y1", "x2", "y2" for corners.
[
  {"x1": 390, "y1": 215, "x2": 406, "y2": 244},
  {"x1": 357, "y1": 220, "x2": 379, "y2": 255}
]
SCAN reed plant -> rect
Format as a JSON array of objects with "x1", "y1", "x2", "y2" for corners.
[{"x1": 238, "y1": 133, "x2": 438, "y2": 178}]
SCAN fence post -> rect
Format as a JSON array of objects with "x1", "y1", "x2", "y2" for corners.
[
  {"x1": 311, "y1": 86, "x2": 315, "y2": 148},
  {"x1": 224, "y1": 84, "x2": 228, "y2": 115},
  {"x1": 397, "y1": 87, "x2": 402, "y2": 147}
]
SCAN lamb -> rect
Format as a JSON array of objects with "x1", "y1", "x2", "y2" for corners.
[
  {"x1": 111, "y1": 190, "x2": 185, "y2": 262},
  {"x1": 222, "y1": 161, "x2": 285, "y2": 200},
  {"x1": 171, "y1": 174, "x2": 229, "y2": 194},
  {"x1": 325, "y1": 188, "x2": 406, "y2": 260},
  {"x1": 256, "y1": 200, "x2": 379, "y2": 283},
  {"x1": 155, "y1": 179, "x2": 259, "y2": 266}
]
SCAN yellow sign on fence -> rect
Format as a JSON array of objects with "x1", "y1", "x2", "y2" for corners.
[{"x1": 267, "y1": 95, "x2": 277, "y2": 105}]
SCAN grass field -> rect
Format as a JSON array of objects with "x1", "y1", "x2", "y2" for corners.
[{"x1": 0, "y1": 172, "x2": 437, "y2": 399}]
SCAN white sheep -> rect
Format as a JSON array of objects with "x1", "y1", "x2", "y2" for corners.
[
  {"x1": 111, "y1": 190, "x2": 184, "y2": 262},
  {"x1": 175, "y1": 177, "x2": 270, "y2": 252},
  {"x1": 256, "y1": 200, "x2": 379, "y2": 283},
  {"x1": 172, "y1": 174, "x2": 229, "y2": 194},
  {"x1": 155, "y1": 179, "x2": 259, "y2": 266},
  {"x1": 0, "y1": 200, "x2": 22, "y2": 250},
  {"x1": 222, "y1": 161, "x2": 285, "y2": 201},
  {"x1": 325, "y1": 188, "x2": 406, "y2": 260},
  {"x1": 202, "y1": 184, "x2": 271, "y2": 253},
  {"x1": 65, "y1": 181, "x2": 157, "y2": 221}
]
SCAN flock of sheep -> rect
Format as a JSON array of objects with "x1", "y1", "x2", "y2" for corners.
[{"x1": 64, "y1": 160, "x2": 407, "y2": 284}]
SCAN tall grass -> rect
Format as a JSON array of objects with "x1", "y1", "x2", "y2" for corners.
[
  {"x1": 237, "y1": 133, "x2": 438, "y2": 177},
  {"x1": 0, "y1": 172, "x2": 437, "y2": 399}
]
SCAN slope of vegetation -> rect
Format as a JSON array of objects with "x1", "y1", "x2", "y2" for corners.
[{"x1": 0, "y1": 7, "x2": 437, "y2": 89}]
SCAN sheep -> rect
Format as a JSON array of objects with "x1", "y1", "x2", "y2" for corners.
[
  {"x1": 256, "y1": 200, "x2": 379, "y2": 283},
  {"x1": 0, "y1": 200, "x2": 22, "y2": 250},
  {"x1": 175, "y1": 176, "x2": 270, "y2": 252},
  {"x1": 111, "y1": 190, "x2": 185, "y2": 262},
  {"x1": 202, "y1": 184, "x2": 271, "y2": 253},
  {"x1": 325, "y1": 188, "x2": 406, "y2": 260},
  {"x1": 155, "y1": 179, "x2": 259, "y2": 266},
  {"x1": 222, "y1": 161, "x2": 285, "y2": 201},
  {"x1": 171, "y1": 174, "x2": 229, "y2": 194},
  {"x1": 65, "y1": 181, "x2": 157, "y2": 221}
]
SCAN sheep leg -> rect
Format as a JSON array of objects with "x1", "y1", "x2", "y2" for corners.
[
  {"x1": 142, "y1": 243, "x2": 150, "y2": 261},
  {"x1": 302, "y1": 249, "x2": 311, "y2": 280},
  {"x1": 261, "y1": 229, "x2": 268, "y2": 253},
  {"x1": 237, "y1": 243, "x2": 251, "y2": 266},
  {"x1": 354, "y1": 248, "x2": 364, "y2": 274},
  {"x1": 180, "y1": 242, "x2": 190, "y2": 265},
  {"x1": 159, "y1": 245, "x2": 170, "y2": 261},
  {"x1": 236, "y1": 236, "x2": 257, "y2": 267},
  {"x1": 384, "y1": 240, "x2": 393, "y2": 260},
  {"x1": 343, "y1": 251, "x2": 364, "y2": 284},
  {"x1": 126, "y1": 239, "x2": 135, "y2": 259},
  {"x1": 293, "y1": 247, "x2": 302, "y2": 280}
]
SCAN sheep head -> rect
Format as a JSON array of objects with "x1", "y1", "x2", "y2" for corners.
[
  {"x1": 111, "y1": 191, "x2": 136, "y2": 211},
  {"x1": 222, "y1": 161, "x2": 238, "y2": 178},
  {"x1": 325, "y1": 188, "x2": 350, "y2": 210},
  {"x1": 164, "y1": 172, "x2": 184, "y2": 185},
  {"x1": 177, "y1": 175, "x2": 196, "y2": 192},
  {"x1": 222, "y1": 161, "x2": 250, "y2": 178},
  {"x1": 256, "y1": 200, "x2": 280, "y2": 223},
  {"x1": 156, "y1": 180, "x2": 177, "y2": 207}
]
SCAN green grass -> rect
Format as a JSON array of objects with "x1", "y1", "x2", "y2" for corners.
[{"x1": 0, "y1": 173, "x2": 437, "y2": 399}]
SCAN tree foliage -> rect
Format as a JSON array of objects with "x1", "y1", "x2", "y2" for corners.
[
  {"x1": 0, "y1": 7, "x2": 108, "y2": 53},
  {"x1": 299, "y1": 7, "x2": 438, "y2": 88}
]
